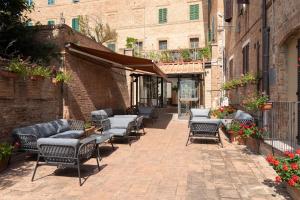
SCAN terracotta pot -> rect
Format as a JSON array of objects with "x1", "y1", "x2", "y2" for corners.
[
  {"x1": 228, "y1": 130, "x2": 236, "y2": 143},
  {"x1": 0, "y1": 69, "x2": 18, "y2": 79},
  {"x1": 286, "y1": 183, "x2": 300, "y2": 200},
  {"x1": 237, "y1": 137, "x2": 246, "y2": 145},
  {"x1": 30, "y1": 75, "x2": 45, "y2": 81},
  {"x1": 246, "y1": 137, "x2": 262, "y2": 154},
  {"x1": 0, "y1": 158, "x2": 9, "y2": 172},
  {"x1": 52, "y1": 78, "x2": 62, "y2": 85},
  {"x1": 260, "y1": 102, "x2": 272, "y2": 111},
  {"x1": 84, "y1": 126, "x2": 96, "y2": 137}
]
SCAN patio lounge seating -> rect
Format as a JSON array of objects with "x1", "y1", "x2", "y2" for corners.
[
  {"x1": 91, "y1": 108, "x2": 137, "y2": 128},
  {"x1": 12, "y1": 119, "x2": 84, "y2": 153},
  {"x1": 132, "y1": 116, "x2": 145, "y2": 135},
  {"x1": 187, "y1": 118, "x2": 222, "y2": 147},
  {"x1": 138, "y1": 106, "x2": 155, "y2": 122},
  {"x1": 32, "y1": 137, "x2": 99, "y2": 186},
  {"x1": 100, "y1": 117, "x2": 136, "y2": 145}
]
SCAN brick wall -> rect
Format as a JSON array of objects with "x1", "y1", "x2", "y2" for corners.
[
  {"x1": 0, "y1": 59, "x2": 63, "y2": 142},
  {"x1": 63, "y1": 52, "x2": 130, "y2": 121},
  {"x1": 0, "y1": 25, "x2": 131, "y2": 141}
]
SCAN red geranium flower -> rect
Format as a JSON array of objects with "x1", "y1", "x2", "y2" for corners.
[
  {"x1": 288, "y1": 179, "x2": 296, "y2": 186},
  {"x1": 219, "y1": 107, "x2": 224, "y2": 112},
  {"x1": 283, "y1": 164, "x2": 289, "y2": 171},
  {"x1": 288, "y1": 153, "x2": 295, "y2": 159},
  {"x1": 292, "y1": 175, "x2": 299, "y2": 182},
  {"x1": 284, "y1": 151, "x2": 290, "y2": 156},
  {"x1": 295, "y1": 149, "x2": 300, "y2": 155},
  {"x1": 273, "y1": 160, "x2": 279, "y2": 166},
  {"x1": 275, "y1": 176, "x2": 281, "y2": 183},
  {"x1": 266, "y1": 155, "x2": 274, "y2": 163},
  {"x1": 291, "y1": 163, "x2": 299, "y2": 170}
]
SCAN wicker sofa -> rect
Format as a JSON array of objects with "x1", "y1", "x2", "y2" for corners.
[{"x1": 12, "y1": 119, "x2": 84, "y2": 153}]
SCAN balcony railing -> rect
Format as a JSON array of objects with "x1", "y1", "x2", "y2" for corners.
[{"x1": 134, "y1": 48, "x2": 211, "y2": 63}]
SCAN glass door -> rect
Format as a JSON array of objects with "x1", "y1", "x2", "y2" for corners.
[{"x1": 178, "y1": 77, "x2": 199, "y2": 119}]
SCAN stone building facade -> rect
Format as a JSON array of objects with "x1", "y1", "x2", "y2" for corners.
[
  {"x1": 28, "y1": 0, "x2": 225, "y2": 110},
  {"x1": 224, "y1": 0, "x2": 300, "y2": 103}
]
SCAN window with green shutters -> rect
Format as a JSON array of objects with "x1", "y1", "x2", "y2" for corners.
[
  {"x1": 48, "y1": 0, "x2": 55, "y2": 5},
  {"x1": 159, "y1": 8, "x2": 167, "y2": 24},
  {"x1": 190, "y1": 4, "x2": 199, "y2": 20},
  {"x1": 48, "y1": 20, "x2": 55, "y2": 25},
  {"x1": 72, "y1": 18, "x2": 79, "y2": 31}
]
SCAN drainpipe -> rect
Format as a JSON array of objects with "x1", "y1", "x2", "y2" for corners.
[
  {"x1": 262, "y1": 0, "x2": 270, "y2": 95},
  {"x1": 262, "y1": 0, "x2": 270, "y2": 141}
]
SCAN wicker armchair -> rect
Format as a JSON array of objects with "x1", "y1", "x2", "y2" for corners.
[
  {"x1": 32, "y1": 137, "x2": 99, "y2": 186},
  {"x1": 187, "y1": 119, "x2": 223, "y2": 147},
  {"x1": 100, "y1": 118, "x2": 136, "y2": 145}
]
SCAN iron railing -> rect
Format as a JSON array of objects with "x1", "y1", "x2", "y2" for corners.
[
  {"x1": 135, "y1": 48, "x2": 209, "y2": 63},
  {"x1": 264, "y1": 101, "x2": 300, "y2": 153}
]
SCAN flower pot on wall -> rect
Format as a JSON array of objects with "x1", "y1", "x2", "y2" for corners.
[
  {"x1": 237, "y1": 137, "x2": 246, "y2": 145},
  {"x1": 0, "y1": 158, "x2": 9, "y2": 172},
  {"x1": 286, "y1": 183, "x2": 300, "y2": 200},
  {"x1": 30, "y1": 75, "x2": 45, "y2": 81},
  {"x1": 260, "y1": 102, "x2": 272, "y2": 111},
  {"x1": 246, "y1": 137, "x2": 262, "y2": 154},
  {"x1": 0, "y1": 69, "x2": 18, "y2": 79},
  {"x1": 228, "y1": 131, "x2": 236, "y2": 143}
]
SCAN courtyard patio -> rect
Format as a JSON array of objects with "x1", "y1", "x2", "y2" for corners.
[{"x1": 0, "y1": 111, "x2": 291, "y2": 200}]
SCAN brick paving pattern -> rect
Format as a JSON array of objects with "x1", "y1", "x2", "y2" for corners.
[{"x1": 0, "y1": 112, "x2": 291, "y2": 200}]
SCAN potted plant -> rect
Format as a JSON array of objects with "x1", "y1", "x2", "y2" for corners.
[
  {"x1": 240, "y1": 123, "x2": 266, "y2": 154},
  {"x1": 242, "y1": 94, "x2": 269, "y2": 112},
  {"x1": 241, "y1": 73, "x2": 257, "y2": 85},
  {"x1": 84, "y1": 122, "x2": 95, "y2": 136},
  {"x1": 227, "y1": 121, "x2": 240, "y2": 143},
  {"x1": 180, "y1": 49, "x2": 191, "y2": 62},
  {"x1": 266, "y1": 150, "x2": 300, "y2": 199},
  {"x1": 52, "y1": 71, "x2": 71, "y2": 84},
  {"x1": 0, "y1": 58, "x2": 28, "y2": 79},
  {"x1": 29, "y1": 65, "x2": 51, "y2": 80},
  {"x1": 0, "y1": 143, "x2": 13, "y2": 172}
]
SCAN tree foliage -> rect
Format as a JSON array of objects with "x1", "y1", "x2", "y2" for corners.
[
  {"x1": 0, "y1": 0, "x2": 57, "y2": 64},
  {"x1": 79, "y1": 15, "x2": 117, "y2": 44}
]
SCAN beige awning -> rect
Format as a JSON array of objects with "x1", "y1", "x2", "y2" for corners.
[
  {"x1": 65, "y1": 43, "x2": 167, "y2": 80},
  {"x1": 158, "y1": 62, "x2": 205, "y2": 74}
]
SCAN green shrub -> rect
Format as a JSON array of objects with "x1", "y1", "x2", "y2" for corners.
[
  {"x1": 7, "y1": 58, "x2": 28, "y2": 76},
  {"x1": 0, "y1": 143, "x2": 13, "y2": 161},
  {"x1": 29, "y1": 65, "x2": 51, "y2": 77},
  {"x1": 55, "y1": 71, "x2": 71, "y2": 82}
]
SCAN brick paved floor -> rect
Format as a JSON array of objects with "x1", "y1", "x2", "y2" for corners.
[{"x1": 0, "y1": 112, "x2": 291, "y2": 200}]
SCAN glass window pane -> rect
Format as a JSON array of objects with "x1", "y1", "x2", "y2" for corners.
[
  {"x1": 159, "y1": 40, "x2": 167, "y2": 50},
  {"x1": 190, "y1": 38, "x2": 199, "y2": 48}
]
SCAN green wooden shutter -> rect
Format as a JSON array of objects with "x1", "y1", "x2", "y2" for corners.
[
  {"x1": 48, "y1": 20, "x2": 55, "y2": 25},
  {"x1": 159, "y1": 8, "x2": 167, "y2": 24},
  {"x1": 190, "y1": 4, "x2": 199, "y2": 20},
  {"x1": 72, "y1": 18, "x2": 79, "y2": 31}
]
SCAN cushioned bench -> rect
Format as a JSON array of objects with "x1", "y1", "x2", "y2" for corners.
[{"x1": 12, "y1": 119, "x2": 84, "y2": 153}]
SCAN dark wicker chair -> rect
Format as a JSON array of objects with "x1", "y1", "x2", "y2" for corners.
[
  {"x1": 132, "y1": 116, "x2": 145, "y2": 135},
  {"x1": 187, "y1": 119, "x2": 223, "y2": 147},
  {"x1": 32, "y1": 137, "x2": 99, "y2": 186}
]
